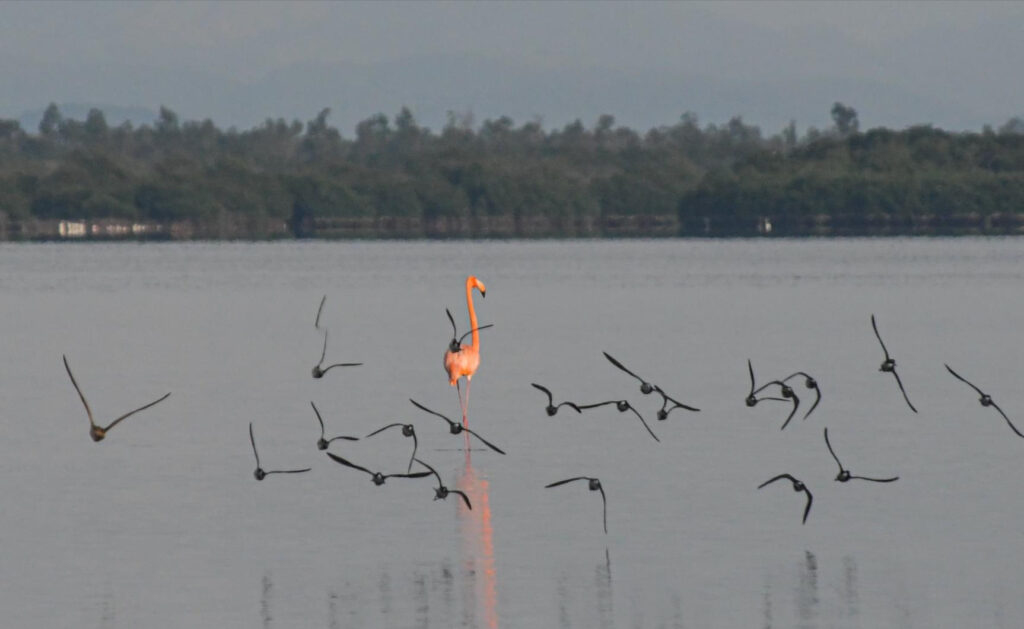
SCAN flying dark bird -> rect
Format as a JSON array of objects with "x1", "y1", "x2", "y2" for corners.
[
  {"x1": 365, "y1": 422, "x2": 419, "y2": 473},
  {"x1": 602, "y1": 352, "x2": 697, "y2": 419},
  {"x1": 445, "y1": 308, "x2": 494, "y2": 354},
  {"x1": 249, "y1": 422, "x2": 311, "y2": 481},
  {"x1": 408, "y1": 399, "x2": 506, "y2": 454},
  {"x1": 871, "y1": 314, "x2": 917, "y2": 413},
  {"x1": 823, "y1": 427, "x2": 899, "y2": 483},
  {"x1": 577, "y1": 399, "x2": 660, "y2": 442},
  {"x1": 312, "y1": 329, "x2": 363, "y2": 379},
  {"x1": 745, "y1": 359, "x2": 786, "y2": 408},
  {"x1": 545, "y1": 476, "x2": 607, "y2": 534},
  {"x1": 63, "y1": 355, "x2": 171, "y2": 443},
  {"x1": 312, "y1": 295, "x2": 363, "y2": 379},
  {"x1": 413, "y1": 457, "x2": 472, "y2": 509},
  {"x1": 531, "y1": 383, "x2": 583, "y2": 416},
  {"x1": 782, "y1": 371, "x2": 822, "y2": 420},
  {"x1": 757, "y1": 473, "x2": 813, "y2": 524},
  {"x1": 945, "y1": 364, "x2": 1023, "y2": 438},
  {"x1": 652, "y1": 385, "x2": 700, "y2": 420},
  {"x1": 752, "y1": 379, "x2": 801, "y2": 430},
  {"x1": 311, "y1": 401, "x2": 359, "y2": 451},
  {"x1": 603, "y1": 351, "x2": 655, "y2": 395},
  {"x1": 325, "y1": 452, "x2": 432, "y2": 486}
]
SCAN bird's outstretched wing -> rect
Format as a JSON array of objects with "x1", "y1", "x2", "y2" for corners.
[
  {"x1": 849, "y1": 474, "x2": 899, "y2": 483},
  {"x1": 63, "y1": 355, "x2": 96, "y2": 429},
  {"x1": 944, "y1": 363, "x2": 986, "y2": 397},
  {"x1": 264, "y1": 467, "x2": 312, "y2": 475},
  {"x1": 249, "y1": 422, "x2": 261, "y2": 467},
  {"x1": 779, "y1": 391, "x2": 800, "y2": 431},
  {"x1": 871, "y1": 314, "x2": 890, "y2": 360},
  {"x1": 545, "y1": 476, "x2": 589, "y2": 488},
  {"x1": 102, "y1": 392, "x2": 171, "y2": 432},
  {"x1": 365, "y1": 423, "x2": 404, "y2": 438},
  {"x1": 315, "y1": 295, "x2": 327, "y2": 329},
  {"x1": 823, "y1": 427, "x2": 844, "y2": 473},
  {"x1": 624, "y1": 403, "x2": 660, "y2": 442},
  {"x1": 890, "y1": 369, "x2": 918, "y2": 413},
  {"x1": 800, "y1": 486, "x2": 813, "y2": 524},
  {"x1": 757, "y1": 473, "x2": 796, "y2": 489},
  {"x1": 326, "y1": 452, "x2": 374, "y2": 476},
  {"x1": 450, "y1": 489, "x2": 473, "y2": 510},
  {"x1": 991, "y1": 401, "x2": 1024, "y2": 438},
  {"x1": 603, "y1": 352, "x2": 645, "y2": 383},
  {"x1": 464, "y1": 427, "x2": 507, "y2": 455},
  {"x1": 531, "y1": 383, "x2": 554, "y2": 405},
  {"x1": 578, "y1": 400, "x2": 620, "y2": 410},
  {"x1": 410, "y1": 398, "x2": 456, "y2": 426}
]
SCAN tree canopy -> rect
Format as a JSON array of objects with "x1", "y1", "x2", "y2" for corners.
[{"x1": 0, "y1": 102, "x2": 1022, "y2": 239}]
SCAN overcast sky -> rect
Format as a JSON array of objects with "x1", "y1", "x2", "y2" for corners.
[{"x1": 3, "y1": 1, "x2": 1022, "y2": 135}]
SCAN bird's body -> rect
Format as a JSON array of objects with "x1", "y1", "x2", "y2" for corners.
[
  {"x1": 311, "y1": 401, "x2": 359, "y2": 451},
  {"x1": 444, "y1": 276, "x2": 487, "y2": 426},
  {"x1": 577, "y1": 399, "x2": 660, "y2": 442},
  {"x1": 414, "y1": 458, "x2": 472, "y2": 509},
  {"x1": 409, "y1": 398, "x2": 506, "y2": 454},
  {"x1": 365, "y1": 422, "x2": 419, "y2": 473},
  {"x1": 752, "y1": 379, "x2": 801, "y2": 430},
  {"x1": 312, "y1": 296, "x2": 363, "y2": 379},
  {"x1": 326, "y1": 452, "x2": 431, "y2": 486},
  {"x1": 63, "y1": 355, "x2": 170, "y2": 443},
  {"x1": 745, "y1": 359, "x2": 786, "y2": 408},
  {"x1": 871, "y1": 314, "x2": 917, "y2": 413},
  {"x1": 782, "y1": 371, "x2": 822, "y2": 419},
  {"x1": 249, "y1": 422, "x2": 311, "y2": 481},
  {"x1": 531, "y1": 383, "x2": 583, "y2": 416},
  {"x1": 758, "y1": 473, "x2": 813, "y2": 524},
  {"x1": 653, "y1": 385, "x2": 700, "y2": 420},
  {"x1": 945, "y1": 364, "x2": 1023, "y2": 438},
  {"x1": 545, "y1": 476, "x2": 608, "y2": 533},
  {"x1": 603, "y1": 352, "x2": 655, "y2": 395},
  {"x1": 824, "y1": 427, "x2": 899, "y2": 483}
]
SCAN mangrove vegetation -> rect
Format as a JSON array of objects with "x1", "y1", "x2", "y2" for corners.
[{"x1": 0, "y1": 103, "x2": 1022, "y2": 239}]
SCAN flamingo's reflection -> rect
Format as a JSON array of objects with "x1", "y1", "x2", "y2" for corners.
[{"x1": 457, "y1": 447, "x2": 499, "y2": 629}]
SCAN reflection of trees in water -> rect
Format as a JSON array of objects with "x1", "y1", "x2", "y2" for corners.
[
  {"x1": 842, "y1": 555, "x2": 859, "y2": 621},
  {"x1": 595, "y1": 549, "x2": 614, "y2": 629},
  {"x1": 556, "y1": 573, "x2": 571, "y2": 629},
  {"x1": 761, "y1": 551, "x2": 864, "y2": 629},
  {"x1": 796, "y1": 550, "x2": 818, "y2": 629},
  {"x1": 327, "y1": 591, "x2": 340, "y2": 629},
  {"x1": 261, "y1": 573, "x2": 272, "y2": 629},
  {"x1": 98, "y1": 582, "x2": 115, "y2": 629},
  {"x1": 553, "y1": 548, "x2": 616, "y2": 628},
  {"x1": 377, "y1": 570, "x2": 394, "y2": 616}
]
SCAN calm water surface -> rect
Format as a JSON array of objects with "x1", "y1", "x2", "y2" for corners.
[{"x1": 1, "y1": 238, "x2": 1023, "y2": 628}]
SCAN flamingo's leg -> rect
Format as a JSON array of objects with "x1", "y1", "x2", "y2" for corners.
[
  {"x1": 456, "y1": 379, "x2": 467, "y2": 427},
  {"x1": 463, "y1": 377, "x2": 472, "y2": 427}
]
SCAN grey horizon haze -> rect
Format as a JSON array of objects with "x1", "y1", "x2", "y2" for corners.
[{"x1": 3, "y1": 1, "x2": 1022, "y2": 135}]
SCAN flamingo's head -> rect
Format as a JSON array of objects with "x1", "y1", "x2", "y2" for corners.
[{"x1": 468, "y1": 275, "x2": 487, "y2": 297}]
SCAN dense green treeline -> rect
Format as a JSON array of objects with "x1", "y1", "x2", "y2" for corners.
[{"x1": 0, "y1": 103, "x2": 1023, "y2": 238}]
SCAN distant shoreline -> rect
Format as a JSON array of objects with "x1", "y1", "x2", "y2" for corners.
[{"x1": 4, "y1": 212, "x2": 1022, "y2": 241}]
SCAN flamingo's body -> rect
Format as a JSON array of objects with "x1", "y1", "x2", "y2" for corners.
[{"x1": 444, "y1": 276, "x2": 486, "y2": 425}]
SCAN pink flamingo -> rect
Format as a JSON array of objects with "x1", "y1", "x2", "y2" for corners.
[{"x1": 444, "y1": 275, "x2": 486, "y2": 426}]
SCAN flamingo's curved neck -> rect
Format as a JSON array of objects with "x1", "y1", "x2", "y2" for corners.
[{"x1": 466, "y1": 277, "x2": 480, "y2": 349}]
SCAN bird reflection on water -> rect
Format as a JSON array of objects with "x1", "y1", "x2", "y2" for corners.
[{"x1": 457, "y1": 448, "x2": 499, "y2": 629}]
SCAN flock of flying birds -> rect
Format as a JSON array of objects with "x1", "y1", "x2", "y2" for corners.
[{"x1": 62, "y1": 278, "x2": 1023, "y2": 531}]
